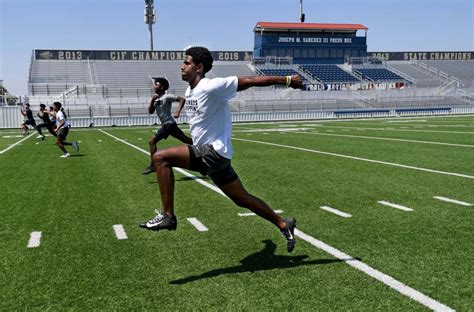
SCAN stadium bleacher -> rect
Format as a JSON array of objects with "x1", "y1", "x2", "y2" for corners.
[
  {"x1": 24, "y1": 47, "x2": 473, "y2": 120},
  {"x1": 300, "y1": 64, "x2": 360, "y2": 83},
  {"x1": 353, "y1": 68, "x2": 406, "y2": 82}
]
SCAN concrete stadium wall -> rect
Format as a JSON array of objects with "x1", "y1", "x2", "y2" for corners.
[{"x1": 2, "y1": 106, "x2": 473, "y2": 129}]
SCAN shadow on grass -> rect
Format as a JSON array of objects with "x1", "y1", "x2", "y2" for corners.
[
  {"x1": 169, "y1": 240, "x2": 349, "y2": 285},
  {"x1": 70, "y1": 154, "x2": 86, "y2": 157}
]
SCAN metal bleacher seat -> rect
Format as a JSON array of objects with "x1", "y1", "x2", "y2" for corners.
[
  {"x1": 300, "y1": 64, "x2": 360, "y2": 83},
  {"x1": 353, "y1": 68, "x2": 405, "y2": 82}
]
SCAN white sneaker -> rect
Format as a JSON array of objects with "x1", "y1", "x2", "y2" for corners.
[
  {"x1": 60, "y1": 153, "x2": 71, "y2": 158},
  {"x1": 36, "y1": 135, "x2": 43, "y2": 139}
]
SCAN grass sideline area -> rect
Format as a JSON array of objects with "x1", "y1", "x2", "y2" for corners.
[{"x1": 1, "y1": 115, "x2": 473, "y2": 310}]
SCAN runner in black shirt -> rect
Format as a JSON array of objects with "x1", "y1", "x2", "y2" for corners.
[
  {"x1": 20, "y1": 104, "x2": 36, "y2": 135},
  {"x1": 35, "y1": 104, "x2": 57, "y2": 140}
]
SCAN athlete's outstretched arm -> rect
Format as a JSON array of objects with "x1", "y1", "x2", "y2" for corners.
[
  {"x1": 237, "y1": 74, "x2": 302, "y2": 92},
  {"x1": 173, "y1": 96, "x2": 186, "y2": 118}
]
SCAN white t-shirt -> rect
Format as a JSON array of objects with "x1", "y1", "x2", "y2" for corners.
[
  {"x1": 184, "y1": 76, "x2": 238, "y2": 159},
  {"x1": 56, "y1": 110, "x2": 70, "y2": 128}
]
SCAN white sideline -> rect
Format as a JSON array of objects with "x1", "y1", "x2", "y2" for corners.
[
  {"x1": 113, "y1": 224, "x2": 128, "y2": 240},
  {"x1": 0, "y1": 132, "x2": 35, "y2": 154},
  {"x1": 378, "y1": 201, "x2": 414, "y2": 212},
  {"x1": 320, "y1": 206, "x2": 352, "y2": 218},
  {"x1": 238, "y1": 209, "x2": 283, "y2": 217},
  {"x1": 233, "y1": 137, "x2": 474, "y2": 180},
  {"x1": 98, "y1": 130, "x2": 226, "y2": 196},
  {"x1": 300, "y1": 131, "x2": 474, "y2": 148},
  {"x1": 101, "y1": 129, "x2": 454, "y2": 312},
  {"x1": 27, "y1": 231, "x2": 42, "y2": 248},
  {"x1": 304, "y1": 125, "x2": 474, "y2": 135},
  {"x1": 433, "y1": 196, "x2": 472, "y2": 207},
  {"x1": 187, "y1": 218, "x2": 209, "y2": 232},
  {"x1": 295, "y1": 229, "x2": 454, "y2": 312}
]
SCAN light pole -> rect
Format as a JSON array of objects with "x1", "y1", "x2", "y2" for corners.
[
  {"x1": 144, "y1": 0, "x2": 156, "y2": 51},
  {"x1": 300, "y1": 0, "x2": 305, "y2": 23}
]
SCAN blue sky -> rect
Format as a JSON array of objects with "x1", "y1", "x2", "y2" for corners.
[{"x1": 1, "y1": 0, "x2": 473, "y2": 95}]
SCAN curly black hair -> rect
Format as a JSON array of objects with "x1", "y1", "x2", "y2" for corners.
[
  {"x1": 154, "y1": 77, "x2": 169, "y2": 91},
  {"x1": 185, "y1": 46, "x2": 213, "y2": 74}
]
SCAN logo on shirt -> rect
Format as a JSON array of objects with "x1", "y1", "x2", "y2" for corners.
[{"x1": 185, "y1": 99, "x2": 199, "y2": 113}]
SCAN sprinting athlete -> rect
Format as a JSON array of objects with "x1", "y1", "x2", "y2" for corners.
[
  {"x1": 35, "y1": 104, "x2": 57, "y2": 140},
  {"x1": 142, "y1": 77, "x2": 192, "y2": 175},
  {"x1": 140, "y1": 47, "x2": 303, "y2": 252},
  {"x1": 53, "y1": 102, "x2": 79, "y2": 158},
  {"x1": 20, "y1": 104, "x2": 36, "y2": 135}
]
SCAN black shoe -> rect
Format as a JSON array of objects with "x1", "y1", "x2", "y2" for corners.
[
  {"x1": 142, "y1": 166, "x2": 155, "y2": 175},
  {"x1": 280, "y1": 218, "x2": 296, "y2": 253},
  {"x1": 139, "y1": 210, "x2": 177, "y2": 231}
]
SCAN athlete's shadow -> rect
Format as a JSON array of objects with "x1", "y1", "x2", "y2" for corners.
[{"x1": 169, "y1": 240, "x2": 347, "y2": 285}]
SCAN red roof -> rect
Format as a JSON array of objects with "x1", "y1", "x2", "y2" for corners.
[{"x1": 254, "y1": 22, "x2": 368, "y2": 32}]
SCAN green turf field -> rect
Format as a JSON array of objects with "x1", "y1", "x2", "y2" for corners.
[{"x1": 1, "y1": 115, "x2": 473, "y2": 311}]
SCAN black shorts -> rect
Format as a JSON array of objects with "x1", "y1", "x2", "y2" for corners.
[
  {"x1": 155, "y1": 123, "x2": 186, "y2": 140},
  {"x1": 188, "y1": 144, "x2": 238, "y2": 186},
  {"x1": 23, "y1": 119, "x2": 36, "y2": 127},
  {"x1": 57, "y1": 126, "x2": 69, "y2": 140}
]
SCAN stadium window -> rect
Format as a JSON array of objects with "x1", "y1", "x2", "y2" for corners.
[
  {"x1": 316, "y1": 49, "x2": 323, "y2": 58},
  {"x1": 278, "y1": 49, "x2": 286, "y2": 57},
  {"x1": 309, "y1": 49, "x2": 315, "y2": 58},
  {"x1": 302, "y1": 49, "x2": 308, "y2": 58},
  {"x1": 322, "y1": 49, "x2": 329, "y2": 58},
  {"x1": 294, "y1": 49, "x2": 301, "y2": 58},
  {"x1": 287, "y1": 49, "x2": 294, "y2": 57},
  {"x1": 271, "y1": 49, "x2": 277, "y2": 56}
]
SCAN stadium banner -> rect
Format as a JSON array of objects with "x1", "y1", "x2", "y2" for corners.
[
  {"x1": 368, "y1": 51, "x2": 472, "y2": 61},
  {"x1": 262, "y1": 35, "x2": 366, "y2": 46},
  {"x1": 34, "y1": 50, "x2": 253, "y2": 62}
]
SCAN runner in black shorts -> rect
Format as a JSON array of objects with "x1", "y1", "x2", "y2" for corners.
[
  {"x1": 53, "y1": 102, "x2": 79, "y2": 158},
  {"x1": 20, "y1": 104, "x2": 36, "y2": 135},
  {"x1": 142, "y1": 77, "x2": 192, "y2": 174},
  {"x1": 35, "y1": 104, "x2": 57, "y2": 140},
  {"x1": 140, "y1": 47, "x2": 303, "y2": 253}
]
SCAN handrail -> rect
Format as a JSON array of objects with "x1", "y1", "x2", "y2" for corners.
[{"x1": 87, "y1": 57, "x2": 94, "y2": 84}]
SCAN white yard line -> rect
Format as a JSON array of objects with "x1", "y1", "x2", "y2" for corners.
[
  {"x1": 113, "y1": 224, "x2": 128, "y2": 240},
  {"x1": 27, "y1": 231, "x2": 42, "y2": 248},
  {"x1": 294, "y1": 229, "x2": 454, "y2": 312},
  {"x1": 433, "y1": 196, "x2": 472, "y2": 207},
  {"x1": 103, "y1": 129, "x2": 454, "y2": 311},
  {"x1": 186, "y1": 218, "x2": 209, "y2": 232},
  {"x1": 320, "y1": 206, "x2": 352, "y2": 218},
  {"x1": 306, "y1": 125, "x2": 474, "y2": 135},
  {"x1": 300, "y1": 131, "x2": 474, "y2": 148},
  {"x1": 0, "y1": 132, "x2": 35, "y2": 154},
  {"x1": 233, "y1": 137, "x2": 474, "y2": 180},
  {"x1": 238, "y1": 209, "x2": 283, "y2": 217},
  {"x1": 377, "y1": 201, "x2": 414, "y2": 212},
  {"x1": 98, "y1": 129, "x2": 226, "y2": 196}
]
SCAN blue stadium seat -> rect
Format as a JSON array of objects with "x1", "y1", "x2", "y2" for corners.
[
  {"x1": 353, "y1": 68, "x2": 405, "y2": 82},
  {"x1": 300, "y1": 64, "x2": 360, "y2": 83}
]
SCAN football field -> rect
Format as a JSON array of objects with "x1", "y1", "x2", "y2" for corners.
[{"x1": 1, "y1": 115, "x2": 473, "y2": 311}]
